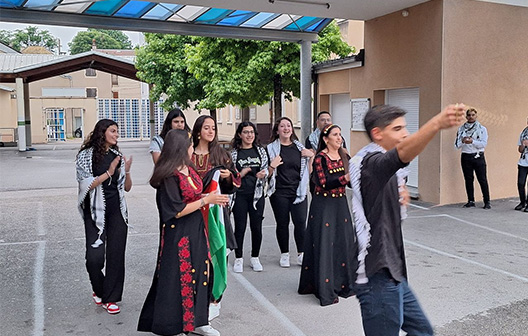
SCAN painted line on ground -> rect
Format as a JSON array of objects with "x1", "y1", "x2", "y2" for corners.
[
  {"x1": 33, "y1": 241, "x2": 46, "y2": 336},
  {"x1": 229, "y1": 268, "x2": 307, "y2": 336},
  {"x1": 406, "y1": 213, "x2": 528, "y2": 243},
  {"x1": 405, "y1": 239, "x2": 528, "y2": 283},
  {"x1": 409, "y1": 203, "x2": 431, "y2": 210}
]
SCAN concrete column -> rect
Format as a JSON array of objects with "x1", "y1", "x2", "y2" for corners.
[
  {"x1": 23, "y1": 81, "x2": 31, "y2": 147},
  {"x1": 16, "y1": 77, "x2": 26, "y2": 152},
  {"x1": 300, "y1": 40, "x2": 312, "y2": 144}
]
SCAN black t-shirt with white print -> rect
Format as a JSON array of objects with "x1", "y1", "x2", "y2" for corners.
[{"x1": 235, "y1": 147, "x2": 261, "y2": 195}]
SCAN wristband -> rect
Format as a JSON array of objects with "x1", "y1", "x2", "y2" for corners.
[
  {"x1": 200, "y1": 197, "x2": 205, "y2": 207},
  {"x1": 106, "y1": 170, "x2": 111, "y2": 178},
  {"x1": 270, "y1": 165, "x2": 276, "y2": 169}
]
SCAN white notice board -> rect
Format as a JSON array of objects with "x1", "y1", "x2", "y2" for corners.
[{"x1": 351, "y1": 98, "x2": 370, "y2": 131}]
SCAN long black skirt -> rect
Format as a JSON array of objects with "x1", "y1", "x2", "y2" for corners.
[
  {"x1": 298, "y1": 194, "x2": 358, "y2": 306},
  {"x1": 138, "y1": 211, "x2": 211, "y2": 335}
]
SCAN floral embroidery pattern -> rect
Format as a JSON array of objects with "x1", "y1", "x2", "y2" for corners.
[
  {"x1": 178, "y1": 236, "x2": 195, "y2": 332},
  {"x1": 174, "y1": 168, "x2": 203, "y2": 203}
]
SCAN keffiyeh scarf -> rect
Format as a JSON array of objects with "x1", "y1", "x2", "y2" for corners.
[
  {"x1": 267, "y1": 139, "x2": 309, "y2": 204},
  {"x1": 230, "y1": 145, "x2": 269, "y2": 210},
  {"x1": 455, "y1": 121, "x2": 485, "y2": 148},
  {"x1": 308, "y1": 128, "x2": 321, "y2": 150},
  {"x1": 76, "y1": 147, "x2": 128, "y2": 248},
  {"x1": 349, "y1": 142, "x2": 408, "y2": 284}
]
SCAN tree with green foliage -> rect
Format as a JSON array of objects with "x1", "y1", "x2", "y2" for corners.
[
  {"x1": 0, "y1": 26, "x2": 59, "y2": 53},
  {"x1": 69, "y1": 29, "x2": 132, "y2": 54},
  {"x1": 135, "y1": 34, "x2": 205, "y2": 111},
  {"x1": 186, "y1": 21, "x2": 353, "y2": 120},
  {"x1": 135, "y1": 21, "x2": 353, "y2": 119}
]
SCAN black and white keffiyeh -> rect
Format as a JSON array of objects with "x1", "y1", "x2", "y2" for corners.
[
  {"x1": 349, "y1": 142, "x2": 408, "y2": 284},
  {"x1": 267, "y1": 139, "x2": 309, "y2": 204},
  {"x1": 520, "y1": 127, "x2": 528, "y2": 159},
  {"x1": 308, "y1": 128, "x2": 321, "y2": 150},
  {"x1": 455, "y1": 121, "x2": 486, "y2": 148},
  {"x1": 231, "y1": 145, "x2": 269, "y2": 210},
  {"x1": 76, "y1": 147, "x2": 128, "y2": 248}
]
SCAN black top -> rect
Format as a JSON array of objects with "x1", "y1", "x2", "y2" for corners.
[
  {"x1": 92, "y1": 151, "x2": 120, "y2": 201},
  {"x1": 360, "y1": 148, "x2": 408, "y2": 282},
  {"x1": 275, "y1": 144, "x2": 301, "y2": 197},
  {"x1": 235, "y1": 147, "x2": 261, "y2": 194}
]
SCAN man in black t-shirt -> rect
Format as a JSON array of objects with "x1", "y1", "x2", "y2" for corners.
[{"x1": 349, "y1": 103, "x2": 465, "y2": 336}]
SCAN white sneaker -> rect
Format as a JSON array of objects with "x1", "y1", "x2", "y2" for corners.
[
  {"x1": 297, "y1": 253, "x2": 304, "y2": 266},
  {"x1": 233, "y1": 258, "x2": 243, "y2": 273},
  {"x1": 250, "y1": 257, "x2": 263, "y2": 272},
  {"x1": 280, "y1": 253, "x2": 290, "y2": 268},
  {"x1": 208, "y1": 302, "x2": 220, "y2": 321},
  {"x1": 192, "y1": 324, "x2": 220, "y2": 336}
]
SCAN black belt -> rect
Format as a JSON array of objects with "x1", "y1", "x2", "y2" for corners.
[{"x1": 462, "y1": 152, "x2": 484, "y2": 158}]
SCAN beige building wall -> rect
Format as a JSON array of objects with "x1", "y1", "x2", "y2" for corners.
[
  {"x1": 440, "y1": 0, "x2": 528, "y2": 204},
  {"x1": 318, "y1": 0, "x2": 445, "y2": 203},
  {"x1": 317, "y1": 0, "x2": 528, "y2": 204}
]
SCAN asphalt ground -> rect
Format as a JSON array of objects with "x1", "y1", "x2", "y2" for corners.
[{"x1": 1, "y1": 140, "x2": 528, "y2": 336}]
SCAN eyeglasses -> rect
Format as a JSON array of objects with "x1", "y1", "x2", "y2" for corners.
[{"x1": 241, "y1": 130, "x2": 255, "y2": 135}]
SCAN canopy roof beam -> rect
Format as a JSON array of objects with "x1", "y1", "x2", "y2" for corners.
[{"x1": 0, "y1": 8, "x2": 319, "y2": 43}]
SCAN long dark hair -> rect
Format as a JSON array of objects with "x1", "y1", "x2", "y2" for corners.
[
  {"x1": 316, "y1": 124, "x2": 349, "y2": 175},
  {"x1": 269, "y1": 117, "x2": 298, "y2": 143},
  {"x1": 231, "y1": 121, "x2": 261, "y2": 150},
  {"x1": 192, "y1": 115, "x2": 231, "y2": 167},
  {"x1": 77, "y1": 119, "x2": 119, "y2": 164},
  {"x1": 150, "y1": 129, "x2": 193, "y2": 188},
  {"x1": 159, "y1": 108, "x2": 190, "y2": 139}
]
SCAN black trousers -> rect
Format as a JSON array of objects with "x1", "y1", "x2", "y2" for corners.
[
  {"x1": 518, "y1": 165, "x2": 528, "y2": 204},
  {"x1": 233, "y1": 193, "x2": 264, "y2": 259},
  {"x1": 269, "y1": 193, "x2": 307, "y2": 254},
  {"x1": 84, "y1": 196, "x2": 128, "y2": 303},
  {"x1": 461, "y1": 153, "x2": 490, "y2": 203}
]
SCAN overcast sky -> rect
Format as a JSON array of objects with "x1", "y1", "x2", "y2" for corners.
[{"x1": 0, "y1": 22, "x2": 145, "y2": 53}]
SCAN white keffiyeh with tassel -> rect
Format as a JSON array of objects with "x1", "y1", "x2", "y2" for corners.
[{"x1": 349, "y1": 142, "x2": 408, "y2": 284}]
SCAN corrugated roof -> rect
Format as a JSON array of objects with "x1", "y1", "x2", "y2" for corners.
[{"x1": 0, "y1": 50, "x2": 135, "y2": 73}]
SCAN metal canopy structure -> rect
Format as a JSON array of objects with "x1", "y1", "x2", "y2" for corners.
[{"x1": 0, "y1": 51, "x2": 138, "y2": 83}]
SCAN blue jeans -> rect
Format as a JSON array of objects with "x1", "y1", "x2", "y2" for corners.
[{"x1": 354, "y1": 270, "x2": 433, "y2": 336}]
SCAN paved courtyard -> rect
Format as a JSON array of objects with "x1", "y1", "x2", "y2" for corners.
[{"x1": 1, "y1": 140, "x2": 528, "y2": 335}]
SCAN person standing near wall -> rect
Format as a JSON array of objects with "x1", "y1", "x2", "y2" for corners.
[
  {"x1": 149, "y1": 108, "x2": 190, "y2": 164},
  {"x1": 267, "y1": 117, "x2": 313, "y2": 268},
  {"x1": 455, "y1": 108, "x2": 491, "y2": 209},
  {"x1": 515, "y1": 118, "x2": 528, "y2": 211},
  {"x1": 350, "y1": 104, "x2": 465, "y2": 336},
  {"x1": 76, "y1": 119, "x2": 133, "y2": 315},
  {"x1": 230, "y1": 121, "x2": 269, "y2": 273}
]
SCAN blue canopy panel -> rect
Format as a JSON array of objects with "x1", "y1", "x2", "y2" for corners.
[{"x1": 0, "y1": 0, "x2": 332, "y2": 33}]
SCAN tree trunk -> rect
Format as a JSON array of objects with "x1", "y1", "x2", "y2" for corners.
[
  {"x1": 273, "y1": 74, "x2": 282, "y2": 124},
  {"x1": 209, "y1": 109, "x2": 217, "y2": 121},
  {"x1": 242, "y1": 107, "x2": 250, "y2": 121}
]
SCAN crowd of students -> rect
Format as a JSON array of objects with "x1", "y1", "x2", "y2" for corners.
[{"x1": 76, "y1": 103, "x2": 467, "y2": 336}]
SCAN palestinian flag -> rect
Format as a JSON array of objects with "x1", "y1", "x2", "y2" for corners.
[{"x1": 201, "y1": 170, "x2": 227, "y2": 301}]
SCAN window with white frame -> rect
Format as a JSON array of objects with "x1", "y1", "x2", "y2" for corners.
[
  {"x1": 217, "y1": 108, "x2": 222, "y2": 124},
  {"x1": 226, "y1": 106, "x2": 232, "y2": 124},
  {"x1": 235, "y1": 107, "x2": 241, "y2": 120}
]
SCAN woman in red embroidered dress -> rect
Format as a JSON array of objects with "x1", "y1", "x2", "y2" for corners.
[
  {"x1": 138, "y1": 129, "x2": 229, "y2": 336},
  {"x1": 298, "y1": 124, "x2": 358, "y2": 306}
]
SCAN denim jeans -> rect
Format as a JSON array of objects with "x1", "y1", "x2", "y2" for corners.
[{"x1": 354, "y1": 270, "x2": 433, "y2": 336}]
